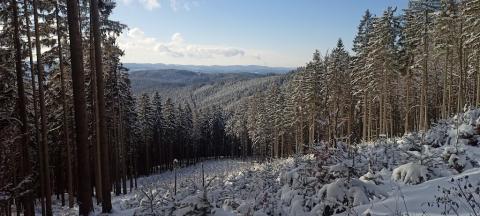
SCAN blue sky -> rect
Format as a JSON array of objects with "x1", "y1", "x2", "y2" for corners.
[{"x1": 113, "y1": 0, "x2": 409, "y2": 67}]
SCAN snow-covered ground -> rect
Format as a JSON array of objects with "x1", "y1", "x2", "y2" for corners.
[
  {"x1": 50, "y1": 159, "x2": 257, "y2": 215},
  {"x1": 51, "y1": 108, "x2": 480, "y2": 215}
]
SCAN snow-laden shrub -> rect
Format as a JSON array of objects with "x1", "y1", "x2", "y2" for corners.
[
  {"x1": 426, "y1": 120, "x2": 451, "y2": 147},
  {"x1": 288, "y1": 194, "x2": 307, "y2": 216},
  {"x1": 211, "y1": 208, "x2": 235, "y2": 216},
  {"x1": 328, "y1": 163, "x2": 350, "y2": 178},
  {"x1": 462, "y1": 107, "x2": 480, "y2": 125},
  {"x1": 133, "y1": 184, "x2": 176, "y2": 216},
  {"x1": 280, "y1": 166, "x2": 302, "y2": 187},
  {"x1": 445, "y1": 109, "x2": 480, "y2": 147},
  {"x1": 392, "y1": 162, "x2": 429, "y2": 184},
  {"x1": 398, "y1": 132, "x2": 423, "y2": 151},
  {"x1": 359, "y1": 171, "x2": 383, "y2": 185},
  {"x1": 315, "y1": 178, "x2": 388, "y2": 214},
  {"x1": 174, "y1": 192, "x2": 212, "y2": 216},
  {"x1": 442, "y1": 146, "x2": 466, "y2": 173},
  {"x1": 448, "y1": 153, "x2": 467, "y2": 172},
  {"x1": 236, "y1": 201, "x2": 254, "y2": 215}
]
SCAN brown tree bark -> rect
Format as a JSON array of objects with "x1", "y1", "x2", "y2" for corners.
[
  {"x1": 12, "y1": 0, "x2": 34, "y2": 214},
  {"x1": 31, "y1": 0, "x2": 53, "y2": 214},
  {"x1": 90, "y1": 0, "x2": 112, "y2": 211},
  {"x1": 65, "y1": 0, "x2": 94, "y2": 214},
  {"x1": 88, "y1": 4, "x2": 103, "y2": 204},
  {"x1": 23, "y1": 0, "x2": 45, "y2": 211},
  {"x1": 54, "y1": 3, "x2": 74, "y2": 208}
]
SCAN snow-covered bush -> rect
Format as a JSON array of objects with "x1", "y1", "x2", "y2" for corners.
[
  {"x1": 174, "y1": 192, "x2": 212, "y2": 216},
  {"x1": 392, "y1": 162, "x2": 429, "y2": 185},
  {"x1": 315, "y1": 178, "x2": 388, "y2": 214},
  {"x1": 132, "y1": 183, "x2": 175, "y2": 215},
  {"x1": 359, "y1": 171, "x2": 383, "y2": 185},
  {"x1": 426, "y1": 120, "x2": 451, "y2": 147}
]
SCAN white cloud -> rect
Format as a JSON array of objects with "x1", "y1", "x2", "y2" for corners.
[
  {"x1": 125, "y1": 0, "x2": 198, "y2": 11},
  {"x1": 139, "y1": 0, "x2": 160, "y2": 10},
  {"x1": 118, "y1": 27, "x2": 300, "y2": 67},
  {"x1": 119, "y1": 28, "x2": 245, "y2": 59}
]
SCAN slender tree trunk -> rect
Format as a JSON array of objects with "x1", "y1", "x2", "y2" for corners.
[
  {"x1": 12, "y1": 0, "x2": 34, "y2": 214},
  {"x1": 477, "y1": 54, "x2": 480, "y2": 107},
  {"x1": 90, "y1": 0, "x2": 112, "y2": 210},
  {"x1": 65, "y1": 0, "x2": 94, "y2": 214},
  {"x1": 442, "y1": 50, "x2": 449, "y2": 119},
  {"x1": 24, "y1": 0, "x2": 46, "y2": 211},
  {"x1": 54, "y1": 3, "x2": 74, "y2": 208},
  {"x1": 379, "y1": 83, "x2": 384, "y2": 135},
  {"x1": 348, "y1": 93, "x2": 353, "y2": 144},
  {"x1": 448, "y1": 55, "x2": 453, "y2": 116},
  {"x1": 458, "y1": 21, "x2": 464, "y2": 113},
  {"x1": 405, "y1": 69, "x2": 411, "y2": 135},
  {"x1": 421, "y1": 9, "x2": 430, "y2": 132},
  {"x1": 363, "y1": 90, "x2": 368, "y2": 140},
  {"x1": 88, "y1": 5, "x2": 103, "y2": 204},
  {"x1": 308, "y1": 114, "x2": 314, "y2": 151},
  {"x1": 367, "y1": 93, "x2": 372, "y2": 141},
  {"x1": 32, "y1": 0, "x2": 53, "y2": 214}
]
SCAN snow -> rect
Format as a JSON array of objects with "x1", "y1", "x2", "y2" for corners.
[
  {"x1": 392, "y1": 162, "x2": 429, "y2": 185},
  {"x1": 351, "y1": 168, "x2": 480, "y2": 216},
  {"x1": 49, "y1": 108, "x2": 480, "y2": 216}
]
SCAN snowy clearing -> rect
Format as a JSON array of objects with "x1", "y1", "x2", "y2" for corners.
[{"x1": 50, "y1": 109, "x2": 480, "y2": 216}]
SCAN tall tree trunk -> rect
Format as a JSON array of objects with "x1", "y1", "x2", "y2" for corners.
[
  {"x1": 24, "y1": 0, "x2": 46, "y2": 212},
  {"x1": 32, "y1": 0, "x2": 53, "y2": 214},
  {"x1": 458, "y1": 21, "x2": 464, "y2": 113},
  {"x1": 65, "y1": 0, "x2": 94, "y2": 214},
  {"x1": 367, "y1": 93, "x2": 372, "y2": 141},
  {"x1": 448, "y1": 55, "x2": 453, "y2": 116},
  {"x1": 89, "y1": 5, "x2": 103, "y2": 204},
  {"x1": 54, "y1": 3, "x2": 74, "y2": 208},
  {"x1": 308, "y1": 114, "x2": 314, "y2": 151},
  {"x1": 363, "y1": 90, "x2": 368, "y2": 140},
  {"x1": 12, "y1": 0, "x2": 34, "y2": 214},
  {"x1": 405, "y1": 68, "x2": 411, "y2": 135},
  {"x1": 421, "y1": 9, "x2": 429, "y2": 132},
  {"x1": 90, "y1": 0, "x2": 112, "y2": 210},
  {"x1": 442, "y1": 50, "x2": 449, "y2": 119},
  {"x1": 477, "y1": 54, "x2": 480, "y2": 107}
]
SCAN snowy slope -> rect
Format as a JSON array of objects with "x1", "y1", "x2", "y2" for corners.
[
  {"x1": 351, "y1": 168, "x2": 480, "y2": 216},
  {"x1": 51, "y1": 108, "x2": 480, "y2": 216}
]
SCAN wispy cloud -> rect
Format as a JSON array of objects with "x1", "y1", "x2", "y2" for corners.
[
  {"x1": 139, "y1": 0, "x2": 160, "y2": 10},
  {"x1": 126, "y1": 0, "x2": 198, "y2": 11},
  {"x1": 118, "y1": 27, "x2": 299, "y2": 66},
  {"x1": 119, "y1": 28, "x2": 245, "y2": 59}
]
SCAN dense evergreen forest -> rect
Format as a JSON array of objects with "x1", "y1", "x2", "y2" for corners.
[{"x1": 0, "y1": 0, "x2": 480, "y2": 215}]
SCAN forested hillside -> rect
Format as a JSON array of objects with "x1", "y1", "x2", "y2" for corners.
[
  {"x1": 129, "y1": 69, "x2": 284, "y2": 110},
  {"x1": 1, "y1": 0, "x2": 480, "y2": 215}
]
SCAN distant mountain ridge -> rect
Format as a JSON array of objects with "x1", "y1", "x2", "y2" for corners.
[{"x1": 124, "y1": 63, "x2": 293, "y2": 74}]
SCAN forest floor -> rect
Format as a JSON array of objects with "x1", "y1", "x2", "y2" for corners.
[{"x1": 50, "y1": 109, "x2": 480, "y2": 215}]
